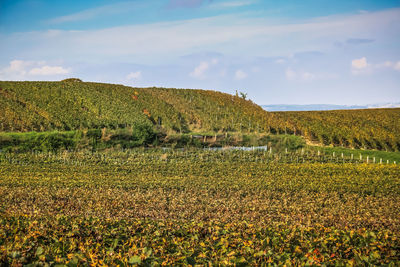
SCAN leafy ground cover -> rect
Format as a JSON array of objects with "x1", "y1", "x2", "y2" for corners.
[{"x1": 1, "y1": 149, "x2": 399, "y2": 265}]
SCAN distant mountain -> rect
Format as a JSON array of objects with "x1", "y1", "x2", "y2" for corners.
[
  {"x1": 262, "y1": 103, "x2": 400, "y2": 111},
  {"x1": 368, "y1": 103, "x2": 400, "y2": 109}
]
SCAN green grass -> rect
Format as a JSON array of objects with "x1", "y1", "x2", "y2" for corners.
[{"x1": 307, "y1": 145, "x2": 400, "y2": 163}]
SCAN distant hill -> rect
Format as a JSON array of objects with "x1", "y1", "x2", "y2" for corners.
[
  {"x1": 0, "y1": 80, "x2": 399, "y2": 151},
  {"x1": 262, "y1": 103, "x2": 400, "y2": 111},
  {"x1": 0, "y1": 81, "x2": 270, "y2": 133}
]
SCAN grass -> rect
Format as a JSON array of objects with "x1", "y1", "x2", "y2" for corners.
[{"x1": 306, "y1": 145, "x2": 400, "y2": 163}]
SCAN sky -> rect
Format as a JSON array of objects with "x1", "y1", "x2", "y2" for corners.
[{"x1": 0, "y1": 0, "x2": 399, "y2": 105}]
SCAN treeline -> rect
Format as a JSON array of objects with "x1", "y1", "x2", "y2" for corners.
[
  {"x1": 0, "y1": 124, "x2": 156, "y2": 152},
  {"x1": 0, "y1": 129, "x2": 299, "y2": 152}
]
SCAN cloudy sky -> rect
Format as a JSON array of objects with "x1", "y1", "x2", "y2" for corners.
[{"x1": 0, "y1": 0, "x2": 399, "y2": 105}]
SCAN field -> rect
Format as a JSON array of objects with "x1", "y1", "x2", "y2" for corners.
[
  {"x1": 1, "y1": 80, "x2": 400, "y2": 265},
  {"x1": 1, "y1": 148, "x2": 399, "y2": 265}
]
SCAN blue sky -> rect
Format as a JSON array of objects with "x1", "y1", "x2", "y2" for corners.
[{"x1": 1, "y1": 0, "x2": 400, "y2": 105}]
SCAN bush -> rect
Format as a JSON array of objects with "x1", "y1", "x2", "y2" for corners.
[
  {"x1": 0, "y1": 131, "x2": 81, "y2": 152},
  {"x1": 132, "y1": 123, "x2": 156, "y2": 145},
  {"x1": 61, "y1": 78, "x2": 82, "y2": 82}
]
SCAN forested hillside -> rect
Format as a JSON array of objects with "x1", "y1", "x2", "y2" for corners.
[{"x1": 1, "y1": 80, "x2": 399, "y2": 151}]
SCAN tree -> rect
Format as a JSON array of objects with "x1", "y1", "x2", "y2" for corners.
[{"x1": 239, "y1": 91, "x2": 247, "y2": 100}]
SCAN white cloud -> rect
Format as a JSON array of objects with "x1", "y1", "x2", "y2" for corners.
[
  {"x1": 376, "y1": 61, "x2": 394, "y2": 68},
  {"x1": 285, "y1": 68, "x2": 297, "y2": 80},
  {"x1": 384, "y1": 60, "x2": 400, "y2": 71},
  {"x1": 235, "y1": 69, "x2": 248, "y2": 80},
  {"x1": 394, "y1": 61, "x2": 400, "y2": 71},
  {"x1": 189, "y1": 59, "x2": 218, "y2": 79},
  {"x1": 351, "y1": 57, "x2": 368, "y2": 69},
  {"x1": 351, "y1": 57, "x2": 371, "y2": 75},
  {"x1": 351, "y1": 58, "x2": 400, "y2": 74},
  {"x1": 0, "y1": 60, "x2": 70, "y2": 80},
  {"x1": 275, "y1": 59, "x2": 286, "y2": 64},
  {"x1": 6, "y1": 8, "x2": 399, "y2": 65},
  {"x1": 285, "y1": 68, "x2": 316, "y2": 81},
  {"x1": 126, "y1": 71, "x2": 142, "y2": 80},
  {"x1": 301, "y1": 72, "x2": 315, "y2": 81},
  {"x1": 29, "y1": 65, "x2": 69, "y2": 75},
  {"x1": 211, "y1": 58, "x2": 219, "y2": 65},
  {"x1": 4, "y1": 60, "x2": 34, "y2": 76},
  {"x1": 190, "y1": 61, "x2": 209, "y2": 78}
]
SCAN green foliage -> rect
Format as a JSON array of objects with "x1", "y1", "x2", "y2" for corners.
[
  {"x1": 61, "y1": 78, "x2": 82, "y2": 82},
  {"x1": 1, "y1": 81, "x2": 399, "y2": 151},
  {"x1": 162, "y1": 133, "x2": 277, "y2": 148},
  {"x1": 0, "y1": 131, "x2": 81, "y2": 152},
  {"x1": 1, "y1": 216, "x2": 399, "y2": 266},
  {"x1": 86, "y1": 128, "x2": 102, "y2": 139},
  {"x1": 0, "y1": 123, "x2": 157, "y2": 152},
  {"x1": 106, "y1": 123, "x2": 156, "y2": 148},
  {"x1": 262, "y1": 134, "x2": 305, "y2": 152},
  {"x1": 0, "y1": 149, "x2": 399, "y2": 265},
  {"x1": 0, "y1": 81, "x2": 268, "y2": 134},
  {"x1": 132, "y1": 123, "x2": 156, "y2": 145},
  {"x1": 270, "y1": 109, "x2": 400, "y2": 151}
]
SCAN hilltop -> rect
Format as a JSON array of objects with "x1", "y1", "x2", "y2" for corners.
[
  {"x1": 0, "y1": 80, "x2": 271, "y2": 133},
  {"x1": 0, "y1": 80, "x2": 399, "y2": 151}
]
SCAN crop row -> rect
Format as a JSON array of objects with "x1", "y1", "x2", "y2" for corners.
[
  {"x1": 1, "y1": 150, "x2": 399, "y2": 265},
  {"x1": 1, "y1": 216, "x2": 399, "y2": 266},
  {"x1": 1, "y1": 147, "x2": 398, "y2": 166}
]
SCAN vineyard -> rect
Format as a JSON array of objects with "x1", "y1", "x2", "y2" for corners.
[
  {"x1": 271, "y1": 109, "x2": 400, "y2": 151},
  {"x1": 0, "y1": 81, "x2": 270, "y2": 134},
  {"x1": 1, "y1": 80, "x2": 400, "y2": 264},
  {"x1": 1, "y1": 148, "x2": 400, "y2": 265},
  {"x1": 1, "y1": 80, "x2": 400, "y2": 151}
]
